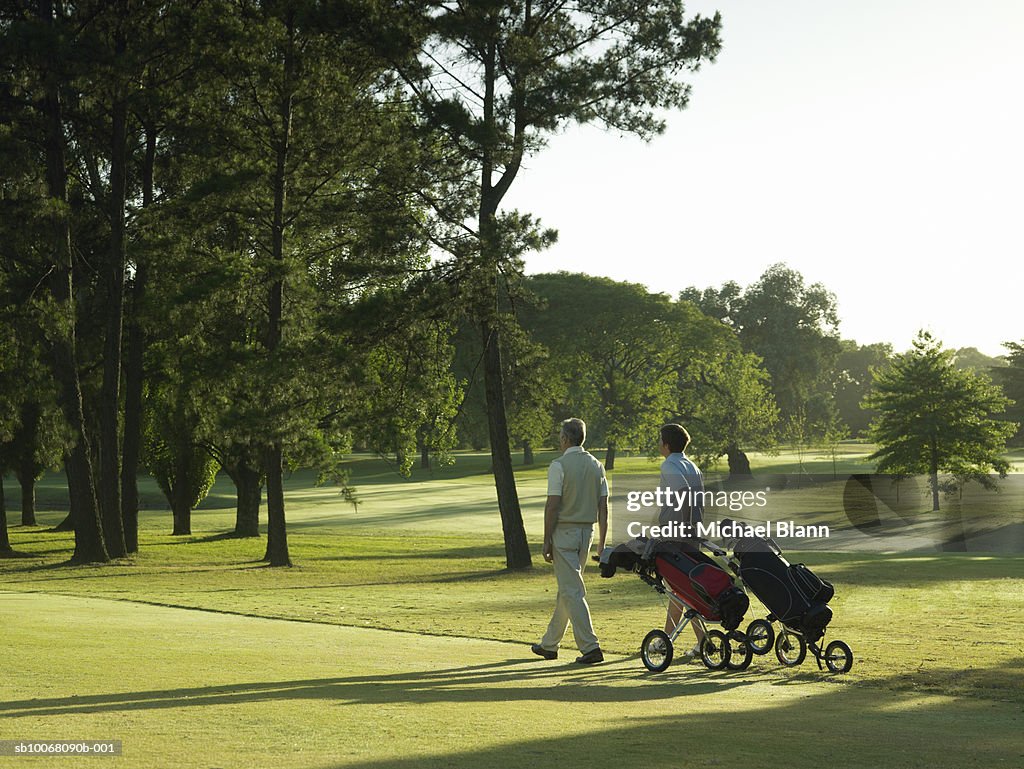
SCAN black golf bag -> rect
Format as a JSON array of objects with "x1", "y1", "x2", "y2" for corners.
[{"x1": 732, "y1": 535, "x2": 834, "y2": 642}]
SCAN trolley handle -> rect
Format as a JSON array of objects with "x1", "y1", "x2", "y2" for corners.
[{"x1": 694, "y1": 538, "x2": 727, "y2": 557}]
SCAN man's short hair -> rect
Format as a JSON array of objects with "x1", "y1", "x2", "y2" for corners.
[
  {"x1": 560, "y1": 418, "x2": 586, "y2": 447},
  {"x1": 660, "y1": 423, "x2": 690, "y2": 453}
]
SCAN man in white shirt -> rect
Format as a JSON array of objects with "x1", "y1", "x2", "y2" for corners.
[{"x1": 531, "y1": 417, "x2": 608, "y2": 664}]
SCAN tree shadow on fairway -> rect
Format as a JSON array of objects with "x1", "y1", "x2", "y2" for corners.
[
  {"x1": 0, "y1": 657, "x2": 751, "y2": 719},
  {"x1": 309, "y1": 543, "x2": 511, "y2": 561},
  {"x1": 155, "y1": 531, "x2": 266, "y2": 544},
  {"x1": 0, "y1": 561, "x2": 264, "y2": 584},
  {"x1": 4, "y1": 660, "x2": 1020, "y2": 769},
  {"x1": 313, "y1": 680, "x2": 1023, "y2": 769}
]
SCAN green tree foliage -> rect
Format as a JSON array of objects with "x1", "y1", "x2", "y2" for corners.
[
  {"x1": 521, "y1": 273, "x2": 777, "y2": 475},
  {"x1": 834, "y1": 340, "x2": 892, "y2": 437},
  {"x1": 450, "y1": 316, "x2": 561, "y2": 464},
  {"x1": 142, "y1": 381, "x2": 219, "y2": 537},
  {"x1": 992, "y1": 341, "x2": 1024, "y2": 446},
  {"x1": 674, "y1": 345, "x2": 778, "y2": 479},
  {"x1": 865, "y1": 332, "x2": 1017, "y2": 511},
  {"x1": 410, "y1": 1, "x2": 723, "y2": 568},
  {"x1": 164, "y1": 0, "x2": 442, "y2": 565},
  {"x1": 952, "y1": 347, "x2": 1009, "y2": 373},
  {"x1": 0, "y1": 0, "x2": 111, "y2": 562},
  {"x1": 3, "y1": 0, "x2": 462, "y2": 567},
  {"x1": 683, "y1": 263, "x2": 841, "y2": 439},
  {"x1": 0, "y1": 397, "x2": 67, "y2": 526},
  {"x1": 502, "y1": 325, "x2": 561, "y2": 466},
  {"x1": 11, "y1": 0, "x2": 192, "y2": 559},
  {"x1": 522, "y1": 274, "x2": 679, "y2": 470},
  {"x1": 0, "y1": 264, "x2": 70, "y2": 527},
  {"x1": 0, "y1": 295, "x2": 19, "y2": 556},
  {"x1": 347, "y1": 314, "x2": 461, "y2": 477}
]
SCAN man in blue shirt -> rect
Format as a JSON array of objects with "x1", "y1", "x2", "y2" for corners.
[{"x1": 658, "y1": 423, "x2": 706, "y2": 658}]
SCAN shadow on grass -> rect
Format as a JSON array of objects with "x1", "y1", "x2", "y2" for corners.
[
  {"x1": 0, "y1": 657, "x2": 749, "y2": 718},
  {"x1": 309, "y1": 543, "x2": 509, "y2": 561},
  {"x1": 0, "y1": 549, "x2": 34, "y2": 559},
  {"x1": 153, "y1": 531, "x2": 266, "y2": 545},
  {"x1": 2, "y1": 657, "x2": 1022, "y2": 768},
  {"x1": 0, "y1": 560, "x2": 269, "y2": 582},
  {"x1": 311, "y1": 682, "x2": 1022, "y2": 769}
]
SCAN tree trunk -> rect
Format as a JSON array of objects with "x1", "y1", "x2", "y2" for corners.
[
  {"x1": 98, "y1": 38, "x2": 129, "y2": 558},
  {"x1": 170, "y1": 501, "x2": 191, "y2": 536},
  {"x1": 419, "y1": 432, "x2": 430, "y2": 470},
  {"x1": 15, "y1": 399, "x2": 41, "y2": 525},
  {"x1": 121, "y1": 122, "x2": 156, "y2": 554},
  {"x1": 930, "y1": 439, "x2": 940, "y2": 512},
  {"x1": 482, "y1": 320, "x2": 531, "y2": 570},
  {"x1": 17, "y1": 473, "x2": 36, "y2": 527},
  {"x1": 170, "y1": 448, "x2": 191, "y2": 536},
  {"x1": 523, "y1": 439, "x2": 533, "y2": 466},
  {"x1": 0, "y1": 474, "x2": 12, "y2": 556},
  {"x1": 475, "y1": 38, "x2": 530, "y2": 570},
  {"x1": 727, "y1": 445, "x2": 753, "y2": 479},
  {"x1": 226, "y1": 457, "x2": 262, "y2": 538},
  {"x1": 260, "y1": 13, "x2": 294, "y2": 567},
  {"x1": 604, "y1": 443, "x2": 616, "y2": 471},
  {"x1": 262, "y1": 443, "x2": 290, "y2": 565},
  {"x1": 39, "y1": 1, "x2": 108, "y2": 564},
  {"x1": 53, "y1": 459, "x2": 76, "y2": 532}
]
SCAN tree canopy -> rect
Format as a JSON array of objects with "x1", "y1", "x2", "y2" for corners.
[
  {"x1": 865, "y1": 332, "x2": 1017, "y2": 511},
  {"x1": 407, "y1": 0, "x2": 723, "y2": 568},
  {"x1": 683, "y1": 263, "x2": 843, "y2": 444},
  {"x1": 992, "y1": 341, "x2": 1024, "y2": 446}
]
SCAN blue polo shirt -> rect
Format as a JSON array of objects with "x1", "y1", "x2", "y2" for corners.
[{"x1": 658, "y1": 451, "x2": 704, "y2": 525}]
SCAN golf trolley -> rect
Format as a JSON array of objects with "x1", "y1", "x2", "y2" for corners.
[
  {"x1": 722, "y1": 527, "x2": 854, "y2": 674},
  {"x1": 600, "y1": 538, "x2": 754, "y2": 673}
]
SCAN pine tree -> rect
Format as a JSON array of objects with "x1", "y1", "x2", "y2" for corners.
[
  {"x1": 865, "y1": 332, "x2": 1016, "y2": 511},
  {"x1": 408, "y1": 1, "x2": 722, "y2": 568}
]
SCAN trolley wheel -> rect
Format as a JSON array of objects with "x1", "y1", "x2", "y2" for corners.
[
  {"x1": 640, "y1": 629, "x2": 674, "y2": 673},
  {"x1": 745, "y1": 619, "x2": 775, "y2": 655},
  {"x1": 700, "y1": 630, "x2": 731, "y2": 671},
  {"x1": 823, "y1": 640, "x2": 854, "y2": 673},
  {"x1": 726, "y1": 634, "x2": 754, "y2": 671},
  {"x1": 775, "y1": 631, "x2": 807, "y2": 667}
]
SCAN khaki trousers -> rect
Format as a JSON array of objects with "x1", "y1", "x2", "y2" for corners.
[{"x1": 539, "y1": 524, "x2": 599, "y2": 653}]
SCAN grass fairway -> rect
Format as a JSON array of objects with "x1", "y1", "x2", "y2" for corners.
[
  {"x1": 2, "y1": 446, "x2": 1024, "y2": 767},
  {"x1": 2, "y1": 592, "x2": 1020, "y2": 769}
]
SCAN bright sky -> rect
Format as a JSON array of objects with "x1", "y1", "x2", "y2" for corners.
[{"x1": 505, "y1": 0, "x2": 1023, "y2": 357}]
